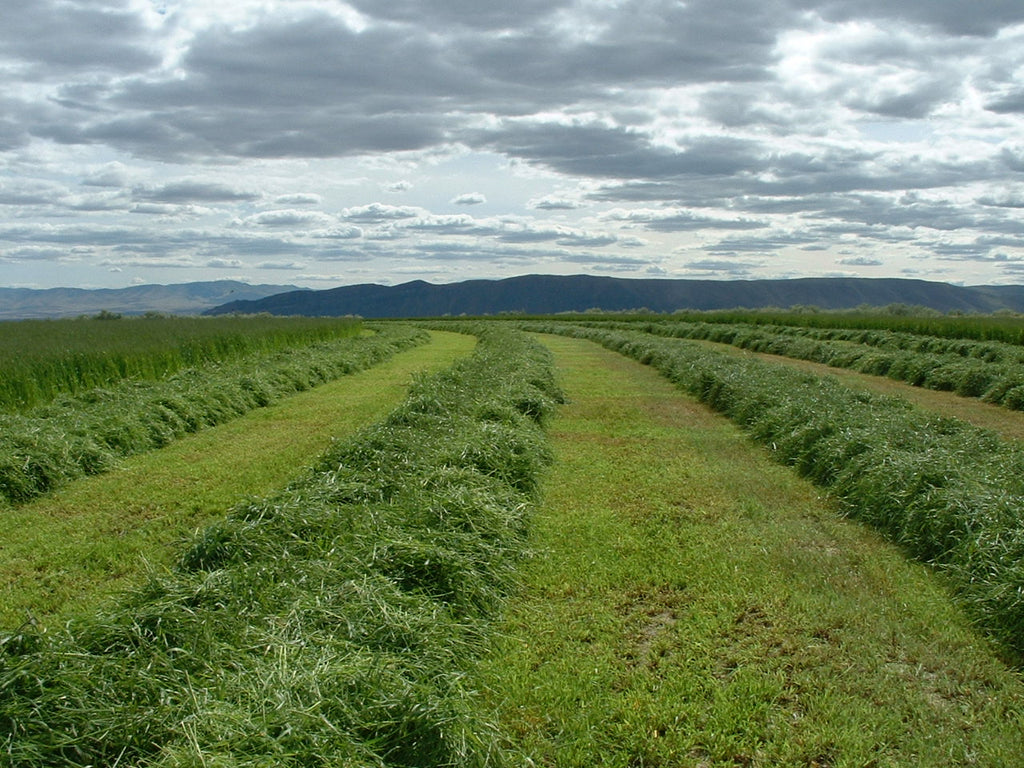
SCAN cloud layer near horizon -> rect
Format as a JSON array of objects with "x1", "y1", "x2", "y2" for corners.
[{"x1": 1, "y1": 0, "x2": 1022, "y2": 289}]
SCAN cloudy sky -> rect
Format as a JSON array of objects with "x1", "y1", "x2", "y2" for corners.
[{"x1": 1, "y1": 0, "x2": 1023, "y2": 290}]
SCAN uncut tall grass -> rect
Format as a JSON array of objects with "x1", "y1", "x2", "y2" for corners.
[
  {"x1": 0, "y1": 314, "x2": 362, "y2": 413},
  {"x1": 0, "y1": 325, "x2": 562, "y2": 767}
]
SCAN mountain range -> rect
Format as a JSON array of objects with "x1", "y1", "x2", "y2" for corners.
[
  {"x1": 205, "y1": 275, "x2": 1024, "y2": 318},
  {"x1": 0, "y1": 280, "x2": 303, "y2": 320},
  {"x1": 4, "y1": 275, "x2": 1024, "y2": 320}
]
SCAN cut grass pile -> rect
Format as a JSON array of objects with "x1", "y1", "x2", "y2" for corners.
[
  {"x1": 0, "y1": 314, "x2": 362, "y2": 413},
  {"x1": 0, "y1": 324, "x2": 562, "y2": 767},
  {"x1": 0, "y1": 324, "x2": 427, "y2": 507},
  {"x1": 480, "y1": 333, "x2": 1024, "y2": 766},
  {"x1": 593, "y1": 319, "x2": 1024, "y2": 409},
  {"x1": 663, "y1": 307, "x2": 1024, "y2": 345},
  {"x1": 0, "y1": 330, "x2": 477, "y2": 628},
  {"x1": 528, "y1": 322, "x2": 1024, "y2": 659}
]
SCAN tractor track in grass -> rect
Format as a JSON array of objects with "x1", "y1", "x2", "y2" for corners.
[
  {"x1": 479, "y1": 333, "x2": 1024, "y2": 767},
  {"x1": 0, "y1": 330, "x2": 476, "y2": 629}
]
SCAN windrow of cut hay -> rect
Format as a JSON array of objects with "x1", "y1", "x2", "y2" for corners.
[
  {"x1": 590, "y1": 319, "x2": 1024, "y2": 409},
  {"x1": 1, "y1": 325, "x2": 562, "y2": 767},
  {"x1": 0, "y1": 315, "x2": 363, "y2": 413},
  {"x1": 664, "y1": 307, "x2": 1024, "y2": 345},
  {"x1": 0, "y1": 325, "x2": 428, "y2": 507},
  {"x1": 528, "y1": 322, "x2": 1024, "y2": 659}
]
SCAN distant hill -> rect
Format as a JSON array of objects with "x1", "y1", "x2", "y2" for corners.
[
  {"x1": 205, "y1": 275, "x2": 1024, "y2": 318},
  {"x1": 0, "y1": 281, "x2": 305, "y2": 319}
]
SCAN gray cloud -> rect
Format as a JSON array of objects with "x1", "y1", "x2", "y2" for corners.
[
  {"x1": 347, "y1": 0, "x2": 565, "y2": 29},
  {"x1": 135, "y1": 181, "x2": 261, "y2": 204},
  {"x1": 275, "y1": 193, "x2": 322, "y2": 206},
  {"x1": 529, "y1": 196, "x2": 585, "y2": 210},
  {"x1": 310, "y1": 226, "x2": 364, "y2": 240},
  {"x1": 681, "y1": 258, "x2": 762, "y2": 276},
  {"x1": 1, "y1": 0, "x2": 1022, "y2": 289},
  {"x1": 82, "y1": 164, "x2": 131, "y2": 188},
  {"x1": 342, "y1": 204, "x2": 424, "y2": 222},
  {"x1": 0, "y1": 0, "x2": 159, "y2": 75},
  {"x1": 477, "y1": 122, "x2": 767, "y2": 179},
  {"x1": 987, "y1": 90, "x2": 1024, "y2": 114},
  {"x1": 603, "y1": 208, "x2": 767, "y2": 232},
  {"x1": 837, "y1": 256, "x2": 885, "y2": 266},
  {"x1": 813, "y1": 0, "x2": 1024, "y2": 37}
]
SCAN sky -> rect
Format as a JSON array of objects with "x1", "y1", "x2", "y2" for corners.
[{"x1": 1, "y1": 0, "x2": 1023, "y2": 291}]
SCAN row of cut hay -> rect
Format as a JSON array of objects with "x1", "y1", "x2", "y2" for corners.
[
  {"x1": 602, "y1": 319, "x2": 1024, "y2": 409},
  {"x1": 0, "y1": 324, "x2": 561, "y2": 767},
  {"x1": 527, "y1": 322, "x2": 1024, "y2": 660},
  {"x1": 654, "y1": 319, "x2": 1023, "y2": 361},
  {"x1": 0, "y1": 325, "x2": 428, "y2": 507},
  {"x1": 0, "y1": 315, "x2": 363, "y2": 413},
  {"x1": 662, "y1": 308, "x2": 1024, "y2": 345}
]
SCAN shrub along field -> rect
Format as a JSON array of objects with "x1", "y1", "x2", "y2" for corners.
[{"x1": 660, "y1": 306, "x2": 1024, "y2": 344}]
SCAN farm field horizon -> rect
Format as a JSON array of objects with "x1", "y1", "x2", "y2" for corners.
[{"x1": 2, "y1": 313, "x2": 1024, "y2": 765}]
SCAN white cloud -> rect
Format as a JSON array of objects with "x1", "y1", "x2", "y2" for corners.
[
  {"x1": 241, "y1": 209, "x2": 334, "y2": 227},
  {"x1": 451, "y1": 192, "x2": 486, "y2": 205},
  {"x1": 274, "y1": 192, "x2": 322, "y2": 205}
]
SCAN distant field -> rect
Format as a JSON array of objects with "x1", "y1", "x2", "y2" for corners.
[
  {"x1": 2, "y1": 315, "x2": 1023, "y2": 765},
  {"x1": 0, "y1": 313, "x2": 361, "y2": 412}
]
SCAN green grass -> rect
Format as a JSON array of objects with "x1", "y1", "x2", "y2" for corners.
[
  {"x1": 0, "y1": 331, "x2": 476, "y2": 629},
  {"x1": 0, "y1": 325, "x2": 426, "y2": 507},
  {"x1": 528, "y1": 322, "x2": 1024, "y2": 658},
  {"x1": 590, "y1": 318, "x2": 1024, "y2": 410},
  {"x1": 707, "y1": 342, "x2": 1024, "y2": 442},
  {"x1": 0, "y1": 324, "x2": 562, "y2": 766},
  {"x1": 659, "y1": 308, "x2": 1024, "y2": 345},
  {"x1": 0, "y1": 314, "x2": 362, "y2": 412},
  {"x1": 478, "y1": 334, "x2": 1024, "y2": 766}
]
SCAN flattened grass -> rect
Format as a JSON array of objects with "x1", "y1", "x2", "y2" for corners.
[
  {"x1": 479, "y1": 334, "x2": 1024, "y2": 766},
  {"x1": 0, "y1": 331, "x2": 476, "y2": 629}
]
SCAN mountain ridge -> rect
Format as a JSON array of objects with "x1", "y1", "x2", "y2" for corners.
[
  {"x1": 0, "y1": 280, "x2": 304, "y2": 319},
  {"x1": 204, "y1": 275, "x2": 1024, "y2": 317}
]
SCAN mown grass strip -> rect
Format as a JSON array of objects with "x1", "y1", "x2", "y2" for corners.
[
  {"x1": 0, "y1": 324, "x2": 426, "y2": 507},
  {"x1": 1, "y1": 325, "x2": 561, "y2": 767},
  {"x1": 0, "y1": 331, "x2": 476, "y2": 629},
  {"x1": 530, "y1": 322, "x2": 1024, "y2": 660},
  {"x1": 480, "y1": 334, "x2": 1024, "y2": 766}
]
